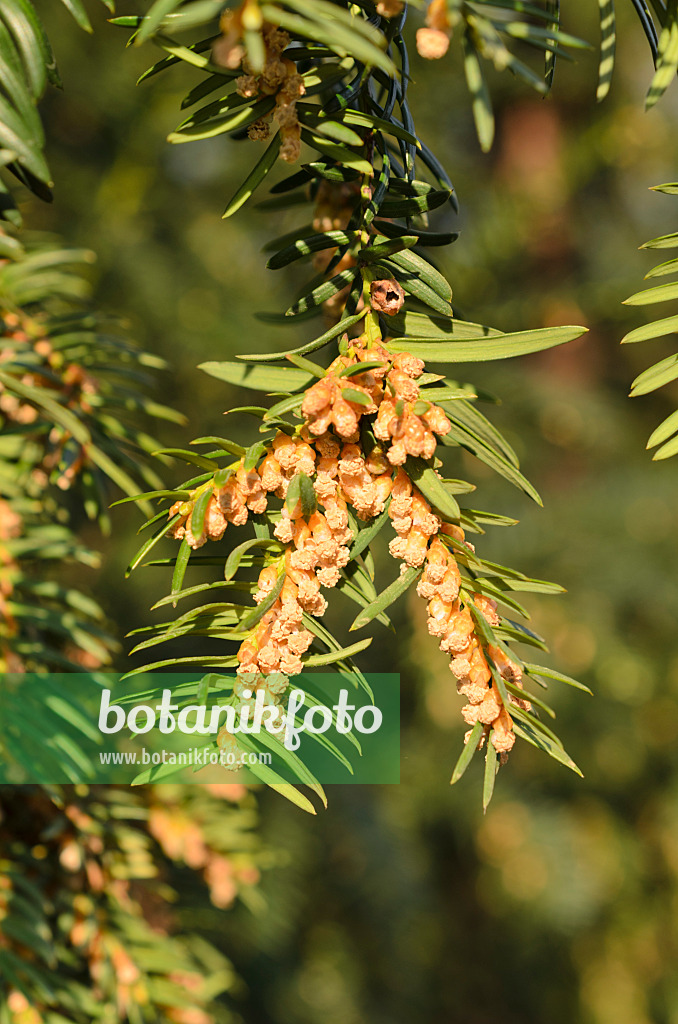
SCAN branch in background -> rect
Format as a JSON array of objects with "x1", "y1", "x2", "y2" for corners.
[
  {"x1": 0, "y1": 7, "x2": 266, "y2": 1016},
  {"x1": 0, "y1": 237, "x2": 180, "y2": 671},
  {"x1": 0, "y1": 0, "x2": 115, "y2": 224},
  {"x1": 623, "y1": 182, "x2": 678, "y2": 460}
]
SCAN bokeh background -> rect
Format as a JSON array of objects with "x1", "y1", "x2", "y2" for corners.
[{"x1": 19, "y1": 3, "x2": 678, "y2": 1021}]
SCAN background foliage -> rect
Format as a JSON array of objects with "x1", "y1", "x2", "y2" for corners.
[
  {"x1": 0, "y1": 4, "x2": 265, "y2": 1017},
  {"x1": 3, "y1": 0, "x2": 678, "y2": 1022}
]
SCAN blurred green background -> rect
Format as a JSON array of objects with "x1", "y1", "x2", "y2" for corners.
[{"x1": 20, "y1": 3, "x2": 678, "y2": 1021}]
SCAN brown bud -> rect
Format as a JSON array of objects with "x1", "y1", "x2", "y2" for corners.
[
  {"x1": 370, "y1": 278, "x2": 405, "y2": 316},
  {"x1": 376, "y1": 0, "x2": 404, "y2": 16},
  {"x1": 416, "y1": 26, "x2": 450, "y2": 60},
  {"x1": 248, "y1": 118, "x2": 271, "y2": 142}
]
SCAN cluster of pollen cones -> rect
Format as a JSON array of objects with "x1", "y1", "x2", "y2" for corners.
[{"x1": 168, "y1": 333, "x2": 528, "y2": 760}]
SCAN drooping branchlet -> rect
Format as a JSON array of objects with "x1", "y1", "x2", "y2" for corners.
[{"x1": 166, "y1": 329, "x2": 527, "y2": 761}]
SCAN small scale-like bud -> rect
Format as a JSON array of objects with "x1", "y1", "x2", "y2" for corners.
[
  {"x1": 217, "y1": 726, "x2": 246, "y2": 771},
  {"x1": 472, "y1": 593, "x2": 500, "y2": 627},
  {"x1": 376, "y1": 0, "x2": 404, "y2": 16},
  {"x1": 423, "y1": 404, "x2": 452, "y2": 437},
  {"x1": 316, "y1": 433, "x2": 341, "y2": 459},
  {"x1": 274, "y1": 515, "x2": 295, "y2": 544},
  {"x1": 387, "y1": 368, "x2": 419, "y2": 402},
  {"x1": 272, "y1": 431, "x2": 299, "y2": 470},
  {"x1": 204, "y1": 495, "x2": 227, "y2": 541},
  {"x1": 236, "y1": 74, "x2": 259, "y2": 98},
  {"x1": 248, "y1": 118, "x2": 271, "y2": 142},
  {"x1": 168, "y1": 500, "x2": 190, "y2": 540},
  {"x1": 331, "y1": 396, "x2": 361, "y2": 438},
  {"x1": 438, "y1": 566, "x2": 461, "y2": 604},
  {"x1": 294, "y1": 441, "x2": 316, "y2": 477},
  {"x1": 302, "y1": 380, "x2": 334, "y2": 419},
  {"x1": 416, "y1": 26, "x2": 450, "y2": 59},
  {"x1": 280, "y1": 122, "x2": 302, "y2": 163},
  {"x1": 237, "y1": 641, "x2": 258, "y2": 667},
  {"x1": 393, "y1": 353, "x2": 425, "y2": 379},
  {"x1": 365, "y1": 447, "x2": 390, "y2": 475},
  {"x1": 260, "y1": 454, "x2": 283, "y2": 492},
  {"x1": 490, "y1": 707, "x2": 516, "y2": 753},
  {"x1": 370, "y1": 278, "x2": 406, "y2": 315}
]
